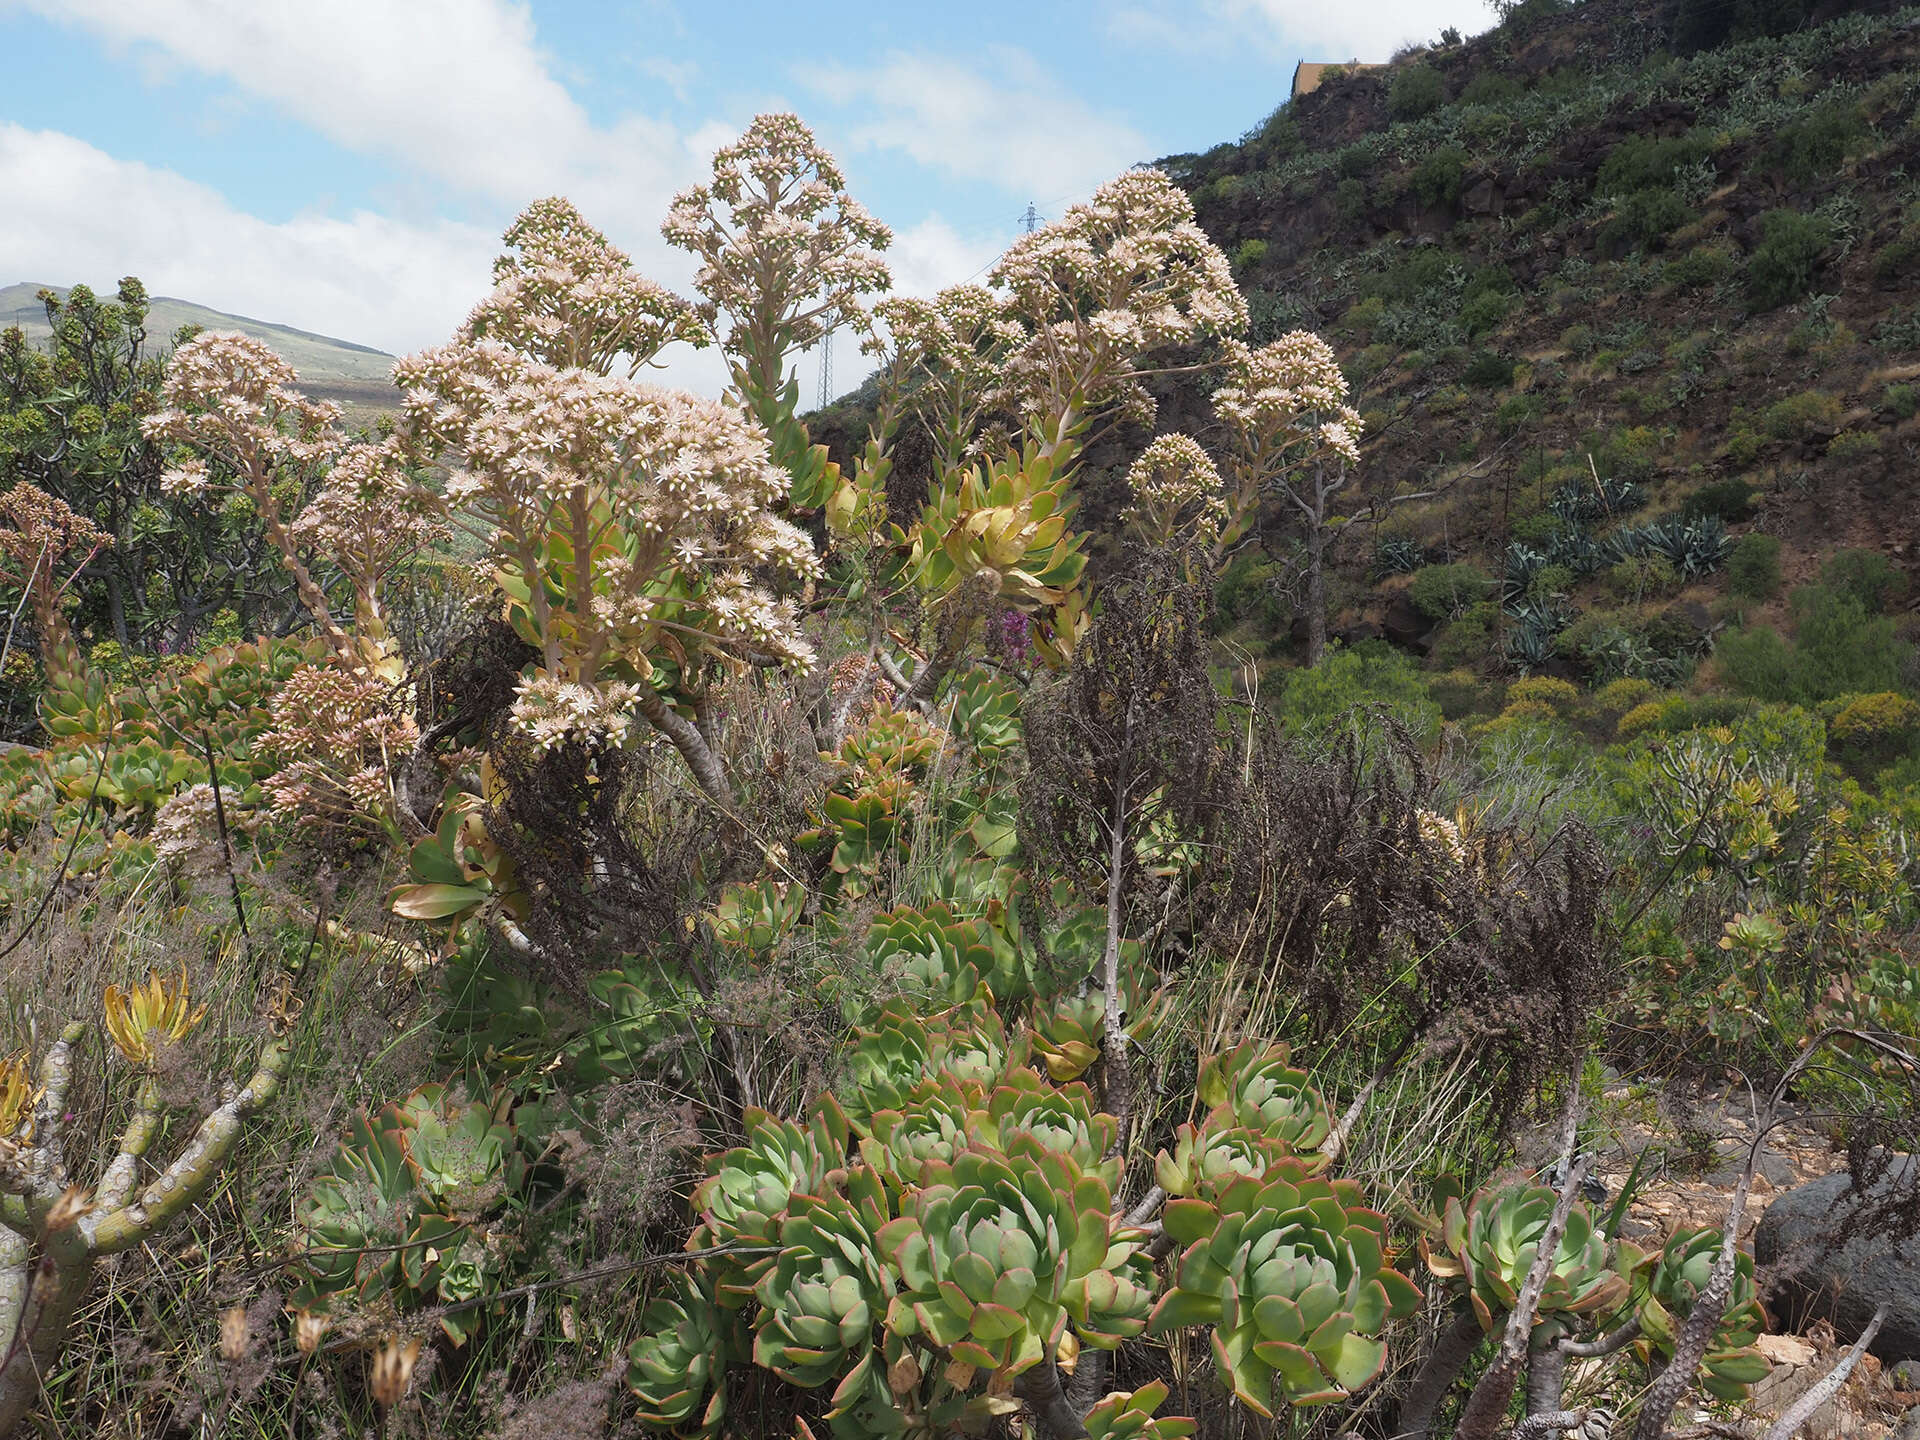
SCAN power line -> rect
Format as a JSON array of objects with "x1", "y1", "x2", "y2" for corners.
[{"x1": 817, "y1": 321, "x2": 833, "y2": 409}]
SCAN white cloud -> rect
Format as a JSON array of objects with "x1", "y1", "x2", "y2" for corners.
[
  {"x1": 0, "y1": 123, "x2": 493, "y2": 357},
  {"x1": 806, "y1": 48, "x2": 1148, "y2": 201},
  {"x1": 1111, "y1": 0, "x2": 1489, "y2": 65},
  {"x1": 887, "y1": 216, "x2": 1004, "y2": 298}
]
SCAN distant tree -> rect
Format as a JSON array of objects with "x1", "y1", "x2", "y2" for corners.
[{"x1": 0, "y1": 280, "x2": 291, "y2": 652}]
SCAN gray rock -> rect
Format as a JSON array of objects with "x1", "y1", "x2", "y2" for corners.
[{"x1": 1755, "y1": 1156, "x2": 1920, "y2": 1361}]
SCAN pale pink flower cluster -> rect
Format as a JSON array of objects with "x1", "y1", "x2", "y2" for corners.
[
  {"x1": 1212, "y1": 332, "x2": 1364, "y2": 465},
  {"x1": 145, "y1": 332, "x2": 343, "y2": 486},
  {"x1": 508, "y1": 674, "x2": 641, "y2": 751},
  {"x1": 144, "y1": 332, "x2": 444, "y2": 661},
  {"x1": 461, "y1": 197, "x2": 706, "y2": 376},
  {"x1": 990, "y1": 170, "x2": 1247, "y2": 436},
  {"x1": 397, "y1": 196, "x2": 824, "y2": 748},
  {"x1": 875, "y1": 284, "x2": 1023, "y2": 463},
  {"x1": 151, "y1": 782, "x2": 245, "y2": 877},
  {"x1": 265, "y1": 662, "x2": 420, "y2": 828},
  {"x1": 1122, "y1": 433, "x2": 1228, "y2": 546},
  {"x1": 662, "y1": 113, "x2": 892, "y2": 384}
]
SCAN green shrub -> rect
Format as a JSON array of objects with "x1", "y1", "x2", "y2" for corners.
[
  {"x1": 1881, "y1": 383, "x2": 1917, "y2": 420},
  {"x1": 1727, "y1": 533, "x2": 1781, "y2": 600},
  {"x1": 1596, "y1": 134, "x2": 1711, "y2": 196},
  {"x1": 1820, "y1": 548, "x2": 1904, "y2": 612},
  {"x1": 1279, "y1": 644, "x2": 1442, "y2": 740},
  {"x1": 1507, "y1": 675, "x2": 1580, "y2": 712},
  {"x1": 1461, "y1": 289, "x2": 1514, "y2": 337},
  {"x1": 1461, "y1": 71, "x2": 1525, "y2": 105},
  {"x1": 1827, "y1": 429, "x2": 1882, "y2": 461},
  {"x1": 1674, "y1": 0, "x2": 1825, "y2": 51},
  {"x1": 1411, "y1": 146, "x2": 1471, "y2": 209},
  {"x1": 1560, "y1": 324, "x2": 1594, "y2": 355},
  {"x1": 1336, "y1": 144, "x2": 1377, "y2": 179},
  {"x1": 1336, "y1": 177, "x2": 1371, "y2": 221},
  {"x1": 1763, "y1": 101, "x2": 1868, "y2": 186},
  {"x1": 1431, "y1": 601, "x2": 1502, "y2": 668},
  {"x1": 1234, "y1": 238, "x2": 1270, "y2": 271},
  {"x1": 1715, "y1": 624, "x2": 1799, "y2": 700},
  {"x1": 1872, "y1": 235, "x2": 1918, "y2": 288},
  {"x1": 1721, "y1": 578, "x2": 1913, "y2": 703},
  {"x1": 1608, "y1": 553, "x2": 1680, "y2": 602},
  {"x1": 1427, "y1": 667, "x2": 1500, "y2": 718},
  {"x1": 1463, "y1": 349, "x2": 1516, "y2": 388},
  {"x1": 1408, "y1": 562, "x2": 1492, "y2": 620},
  {"x1": 1683, "y1": 477, "x2": 1755, "y2": 522},
  {"x1": 1746, "y1": 210, "x2": 1833, "y2": 311},
  {"x1": 1760, "y1": 390, "x2": 1842, "y2": 441},
  {"x1": 1723, "y1": 427, "x2": 1764, "y2": 465},
  {"x1": 1389, "y1": 65, "x2": 1446, "y2": 120},
  {"x1": 1829, "y1": 692, "x2": 1920, "y2": 773},
  {"x1": 1593, "y1": 675, "x2": 1659, "y2": 718},
  {"x1": 1461, "y1": 108, "x2": 1514, "y2": 150},
  {"x1": 1496, "y1": 394, "x2": 1543, "y2": 434},
  {"x1": 1597, "y1": 190, "x2": 1695, "y2": 257},
  {"x1": 1665, "y1": 245, "x2": 1735, "y2": 290}
]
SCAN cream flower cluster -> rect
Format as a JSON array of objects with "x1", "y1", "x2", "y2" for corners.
[
  {"x1": 1212, "y1": 333, "x2": 1364, "y2": 465},
  {"x1": 990, "y1": 169, "x2": 1247, "y2": 433},
  {"x1": 265, "y1": 662, "x2": 420, "y2": 827},
  {"x1": 662, "y1": 112, "x2": 892, "y2": 367},
  {"x1": 287, "y1": 441, "x2": 446, "y2": 596},
  {"x1": 461, "y1": 197, "x2": 706, "y2": 376},
  {"x1": 1121, "y1": 433, "x2": 1229, "y2": 546},
  {"x1": 144, "y1": 331, "x2": 344, "y2": 488},
  {"x1": 875, "y1": 284, "x2": 1024, "y2": 459},
  {"x1": 395, "y1": 196, "x2": 825, "y2": 747},
  {"x1": 508, "y1": 675, "x2": 642, "y2": 751}
]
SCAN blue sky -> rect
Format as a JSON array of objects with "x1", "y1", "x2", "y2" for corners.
[{"x1": 0, "y1": 0, "x2": 1491, "y2": 392}]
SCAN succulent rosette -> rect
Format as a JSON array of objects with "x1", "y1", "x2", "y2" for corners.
[
  {"x1": 1149, "y1": 1171, "x2": 1419, "y2": 1414},
  {"x1": 1196, "y1": 1041, "x2": 1332, "y2": 1156},
  {"x1": 877, "y1": 1144, "x2": 1145, "y2": 1376},
  {"x1": 1622, "y1": 1228, "x2": 1770, "y2": 1401},
  {"x1": 987, "y1": 1070, "x2": 1120, "y2": 1186},
  {"x1": 1155, "y1": 1120, "x2": 1303, "y2": 1201},
  {"x1": 1083, "y1": 1381, "x2": 1199, "y2": 1440},
  {"x1": 754, "y1": 1167, "x2": 897, "y2": 1424},
  {"x1": 626, "y1": 1272, "x2": 730, "y2": 1438},
  {"x1": 1424, "y1": 1178, "x2": 1626, "y2": 1339},
  {"x1": 866, "y1": 903, "x2": 1000, "y2": 1006},
  {"x1": 691, "y1": 1107, "x2": 841, "y2": 1302},
  {"x1": 860, "y1": 1076, "x2": 985, "y2": 1190}
]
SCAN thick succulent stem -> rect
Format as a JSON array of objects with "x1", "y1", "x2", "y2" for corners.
[
  {"x1": 1629, "y1": 1169, "x2": 1750, "y2": 1440},
  {"x1": 0, "y1": 1247, "x2": 94, "y2": 1438},
  {"x1": 1100, "y1": 715, "x2": 1135, "y2": 1158},
  {"x1": 96, "y1": 1079, "x2": 163, "y2": 1212},
  {"x1": 634, "y1": 688, "x2": 733, "y2": 805},
  {"x1": 1512, "y1": 1409, "x2": 1588, "y2": 1440},
  {"x1": 1395, "y1": 1308, "x2": 1485, "y2": 1440},
  {"x1": 1017, "y1": 1355, "x2": 1089, "y2": 1440},
  {"x1": 86, "y1": 1037, "x2": 289, "y2": 1254},
  {"x1": 1527, "y1": 1339, "x2": 1567, "y2": 1416}
]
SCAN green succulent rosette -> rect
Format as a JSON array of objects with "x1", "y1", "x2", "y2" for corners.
[
  {"x1": 877, "y1": 1144, "x2": 1147, "y2": 1377},
  {"x1": 754, "y1": 1166, "x2": 898, "y2": 1429},
  {"x1": 867, "y1": 902, "x2": 1001, "y2": 1005},
  {"x1": 626, "y1": 1272, "x2": 730, "y2": 1438},
  {"x1": 836, "y1": 1000, "x2": 1019, "y2": 1129},
  {"x1": 1155, "y1": 1118, "x2": 1302, "y2": 1201},
  {"x1": 1149, "y1": 1169, "x2": 1419, "y2": 1414},
  {"x1": 1083, "y1": 1381, "x2": 1198, "y2": 1440},
  {"x1": 860, "y1": 1075, "x2": 986, "y2": 1190},
  {"x1": 692, "y1": 1106, "x2": 843, "y2": 1303},
  {"x1": 1196, "y1": 1041, "x2": 1332, "y2": 1156},
  {"x1": 1621, "y1": 1227, "x2": 1770, "y2": 1401},
  {"x1": 1424, "y1": 1178, "x2": 1626, "y2": 1339},
  {"x1": 986, "y1": 1069, "x2": 1120, "y2": 1187}
]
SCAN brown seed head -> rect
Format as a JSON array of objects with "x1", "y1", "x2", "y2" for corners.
[{"x1": 369, "y1": 1335, "x2": 421, "y2": 1409}]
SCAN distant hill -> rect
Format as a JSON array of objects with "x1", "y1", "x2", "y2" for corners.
[{"x1": 0, "y1": 282, "x2": 397, "y2": 384}]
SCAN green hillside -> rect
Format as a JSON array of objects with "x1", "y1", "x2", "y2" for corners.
[
  {"x1": 1155, "y1": 0, "x2": 1918, "y2": 696},
  {"x1": 0, "y1": 281, "x2": 397, "y2": 384}
]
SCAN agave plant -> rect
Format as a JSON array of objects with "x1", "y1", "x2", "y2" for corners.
[
  {"x1": 1196, "y1": 1042, "x2": 1333, "y2": 1155},
  {"x1": 1502, "y1": 543, "x2": 1548, "y2": 603},
  {"x1": 627, "y1": 1272, "x2": 731, "y2": 1438},
  {"x1": 1149, "y1": 1168, "x2": 1419, "y2": 1413},
  {"x1": 877, "y1": 1145, "x2": 1150, "y2": 1377},
  {"x1": 1621, "y1": 1228, "x2": 1770, "y2": 1401},
  {"x1": 1505, "y1": 621, "x2": 1555, "y2": 673},
  {"x1": 103, "y1": 966, "x2": 207, "y2": 1065},
  {"x1": 1424, "y1": 1178, "x2": 1626, "y2": 1339}
]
